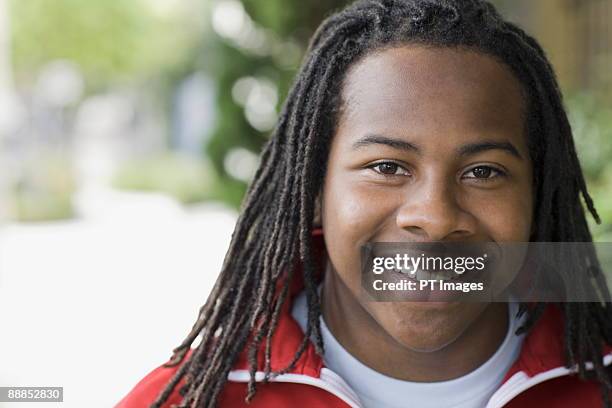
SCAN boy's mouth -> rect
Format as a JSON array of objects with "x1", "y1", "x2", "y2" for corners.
[{"x1": 389, "y1": 267, "x2": 465, "y2": 282}]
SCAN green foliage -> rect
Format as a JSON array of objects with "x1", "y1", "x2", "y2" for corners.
[
  {"x1": 569, "y1": 93, "x2": 612, "y2": 181},
  {"x1": 242, "y1": 0, "x2": 345, "y2": 39},
  {"x1": 568, "y1": 93, "x2": 612, "y2": 241},
  {"x1": 111, "y1": 153, "x2": 215, "y2": 205},
  {"x1": 10, "y1": 190, "x2": 73, "y2": 222},
  {"x1": 8, "y1": 153, "x2": 76, "y2": 222},
  {"x1": 10, "y1": 0, "x2": 200, "y2": 89},
  {"x1": 203, "y1": 1, "x2": 348, "y2": 208}
]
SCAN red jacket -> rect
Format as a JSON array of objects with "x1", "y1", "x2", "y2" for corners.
[{"x1": 117, "y1": 232, "x2": 612, "y2": 407}]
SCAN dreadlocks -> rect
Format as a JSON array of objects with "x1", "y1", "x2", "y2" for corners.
[{"x1": 152, "y1": 0, "x2": 612, "y2": 406}]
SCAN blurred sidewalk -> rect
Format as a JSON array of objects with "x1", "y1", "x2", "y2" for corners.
[{"x1": 0, "y1": 187, "x2": 237, "y2": 407}]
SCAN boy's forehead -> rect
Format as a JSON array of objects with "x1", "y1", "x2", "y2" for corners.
[{"x1": 339, "y1": 45, "x2": 526, "y2": 145}]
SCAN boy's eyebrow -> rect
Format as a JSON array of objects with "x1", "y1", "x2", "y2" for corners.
[
  {"x1": 352, "y1": 135, "x2": 523, "y2": 160},
  {"x1": 352, "y1": 134, "x2": 421, "y2": 154},
  {"x1": 457, "y1": 141, "x2": 523, "y2": 160}
]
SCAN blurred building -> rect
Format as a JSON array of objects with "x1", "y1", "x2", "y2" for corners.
[{"x1": 496, "y1": 0, "x2": 612, "y2": 93}]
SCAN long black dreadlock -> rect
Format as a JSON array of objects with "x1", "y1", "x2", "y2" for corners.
[{"x1": 152, "y1": 0, "x2": 612, "y2": 406}]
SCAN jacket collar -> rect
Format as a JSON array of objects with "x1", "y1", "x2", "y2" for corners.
[{"x1": 229, "y1": 229, "x2": 612, "y2": 406}]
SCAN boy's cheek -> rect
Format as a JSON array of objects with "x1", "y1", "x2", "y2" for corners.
[
  {"x1": 473, "y1": 196, "x2": 533, "y2": 242},
  {"x1": 322, "y1": 189, "x2": 383, "y2": 287},
  {"x1": 323, "y1": 174, "x2": 398, "y2": 229}
]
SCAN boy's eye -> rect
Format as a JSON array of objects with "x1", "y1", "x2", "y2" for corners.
[
  {"x1": 369, "y1": 162, "x2": 410, "y2": 176},
  {"x1": 463, "y1": 165, "x2": 504, "y2": 180}
]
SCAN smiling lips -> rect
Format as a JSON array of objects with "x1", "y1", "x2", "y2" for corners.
[{"x1": 390, "y1": 267, "x2": 466, "y2": 282}]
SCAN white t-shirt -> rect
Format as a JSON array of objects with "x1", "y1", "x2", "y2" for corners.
[{"x1": 291, "y1": 285, "x2": 525, "y2": 408}]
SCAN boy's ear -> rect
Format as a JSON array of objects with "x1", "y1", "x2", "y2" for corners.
[{"x1": 313, "y1": 194, "x2": 322, "y2": 228}]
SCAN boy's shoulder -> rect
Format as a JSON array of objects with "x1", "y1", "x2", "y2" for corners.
[{"x1": 115, "y1": 359, "x2": 185, "y2": 408}]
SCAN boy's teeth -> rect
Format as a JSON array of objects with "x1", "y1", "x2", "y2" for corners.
[{"x1": 397, "y1": 268, "x2": 458, "y2": 281}]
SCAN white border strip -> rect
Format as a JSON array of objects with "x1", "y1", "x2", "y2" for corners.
[
  {"x1": 229, "y1": 353, "x2": 612, "y2": 408},
  {"x1": 487, "y1": 354, "x2": 612, "y2": 408},
  {"x1": 227, "y1": 368, "x2": 363, "y2": 408}
]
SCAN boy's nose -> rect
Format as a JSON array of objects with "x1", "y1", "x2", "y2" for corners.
[{"x1": 395, "y1": 179, "x2": 476, "y2": 241}]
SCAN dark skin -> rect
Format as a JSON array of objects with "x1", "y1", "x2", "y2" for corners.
[{"x1": 319, "y1": 45, "x2": 533, "y2": 382}]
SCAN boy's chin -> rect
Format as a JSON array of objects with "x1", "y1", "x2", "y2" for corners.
[{"x1": 373, "y1": 303, "x2": 486, "y2": 353}]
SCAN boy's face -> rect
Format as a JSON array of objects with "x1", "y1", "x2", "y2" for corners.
[{"x1": 321, "y1": 45, "x2": 533, "y2": 352}]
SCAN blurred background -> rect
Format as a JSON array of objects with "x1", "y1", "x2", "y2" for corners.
[{"x1": 0, "y1": 0, "x2": 610, "y2": 406}]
